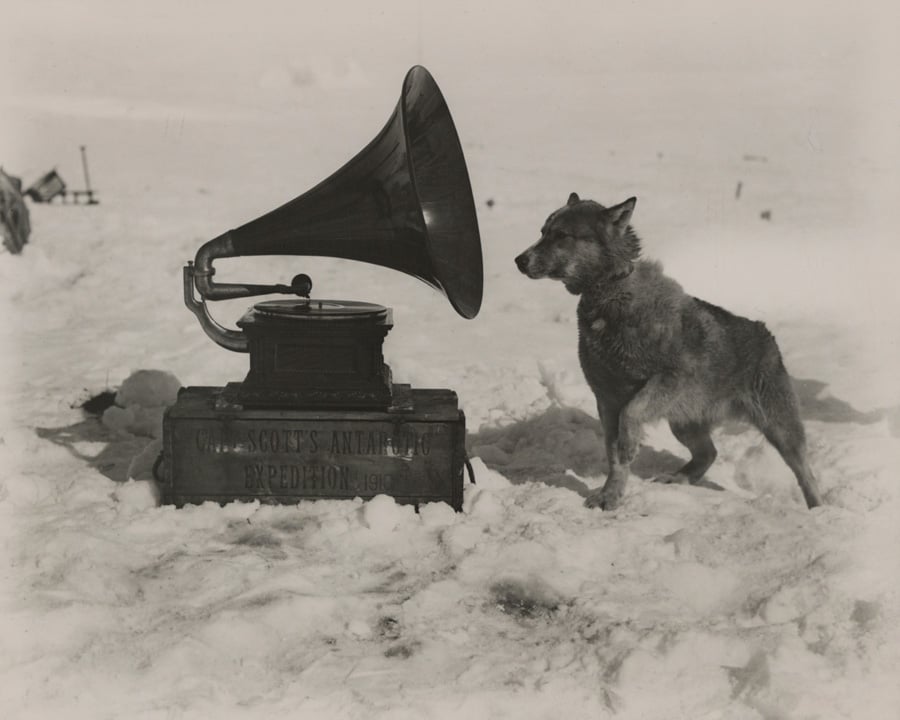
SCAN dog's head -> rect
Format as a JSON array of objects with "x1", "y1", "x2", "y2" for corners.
[{"x1": 515, "y1": 193, "x2": 641, "y2": 294}]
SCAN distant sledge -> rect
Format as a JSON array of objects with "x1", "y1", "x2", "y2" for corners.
[
  {"x1": 25, "y1": 168, "x2": 68, "y2": 203},
  {"x1": 25, "y1": 146, "x2": 100, "y2": 205}
]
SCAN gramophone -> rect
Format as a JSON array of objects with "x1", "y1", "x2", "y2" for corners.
[{"x1": 160, "y1": 66, "x2": 482, "y2": 511}]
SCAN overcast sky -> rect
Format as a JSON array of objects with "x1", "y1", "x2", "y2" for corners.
[
  {"x1": 5, "y1": 1, "x2": 894, "y2": 103},
  {"x1": 4, "y1": 0, "x2": 897, "y2": 209}
]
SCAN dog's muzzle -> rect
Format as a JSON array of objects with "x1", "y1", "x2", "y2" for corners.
[{"x1": 514, "y1": 252, "x2": 530, "y2": 274}]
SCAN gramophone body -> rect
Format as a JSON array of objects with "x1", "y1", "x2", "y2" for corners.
[
  {"x1": 162, "y1": 387, "x2": 466, "y2": 509},
  {"x1": 160, "y1": 66, "x2": 481, "y2": 510}
]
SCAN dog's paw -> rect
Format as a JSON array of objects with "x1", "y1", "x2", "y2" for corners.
[
  {"x1": 584, "y1": 486, "x2": 622, "y2": 511},
  {"x1": 584, "y1": 489, "x2": 605, "y2": 509}
]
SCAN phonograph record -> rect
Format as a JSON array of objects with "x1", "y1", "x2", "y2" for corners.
[{"x1": 159, "y1": 66, "x2": 482, "y2": 511}]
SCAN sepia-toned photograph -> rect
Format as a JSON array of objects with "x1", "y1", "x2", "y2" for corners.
[{"x1": 2, "y1": 1, "x2": 898, "y2": 717}]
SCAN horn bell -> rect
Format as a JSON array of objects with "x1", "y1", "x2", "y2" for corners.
[{"x1": 195, "y1": 65, "x2": 483, "y2": 319}]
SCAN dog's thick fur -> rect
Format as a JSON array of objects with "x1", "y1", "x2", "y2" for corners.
[{"x1": 515, "y1": 193, "x2": 822, "y2": 511}]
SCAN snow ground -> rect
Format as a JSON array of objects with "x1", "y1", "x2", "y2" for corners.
[{"x1": 2, "y1": 3, "x2": 900, "y2": 718}]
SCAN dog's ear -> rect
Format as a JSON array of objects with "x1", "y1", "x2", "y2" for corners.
[
  {"x1": 607, "y1": 197, "x2": 636, "y2": 229},
  {"x1": 567, "y1": 192, "x2": 580, "y2": 206}
]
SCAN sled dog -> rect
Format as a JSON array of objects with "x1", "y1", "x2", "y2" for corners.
[{"x1": 515, "y1": 193, "x2": 822, "y2": 511}]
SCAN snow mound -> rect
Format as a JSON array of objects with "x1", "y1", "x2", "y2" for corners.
[
  {"x1": 101, "y1": 370, "x2": 181, "y2": 438},
  {"x1": 112, "y1": 478, "x2": 160, "y2": 513},
  {"x1": 360, "y1": 494, "x2": 416, "y2": 534},
  {"x1": 115, "y1": 369, "x2": 181, "y2": 409}
]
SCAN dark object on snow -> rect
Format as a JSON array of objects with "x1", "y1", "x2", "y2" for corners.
[
  {"x1": 0, "y1": 168, "x2": 31, "y2": 253},
  {"x1": 25, "y1": 169, "x2": 67, "y2": 203},
  {"x1": 760, "y1": 209, "x2": 772, "y2": 221},
  {"x1": 25, "y1": 146, "x2": 99, "y2": 205},
  {"x1": 75, "y1": 145, "x2": 99, "y2": 205},
  {"x1": 79, "y1": 390, "x2": 118, "y2": 416}
]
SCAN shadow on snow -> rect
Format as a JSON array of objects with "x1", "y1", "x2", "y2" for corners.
[
  {"x1": 31, "y1": 376, "x2": 892, "y2": 493},
  {"x1": 467, "y1": 376, "x2": 891, "y2": 498}
]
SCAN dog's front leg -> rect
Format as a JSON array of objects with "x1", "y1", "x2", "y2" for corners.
[
  {"x1": 585, "y1": 402, "x2": 630, "y2": 510},
  {"x1": 618, "y1": 374, "x2": 673, "y2": 458},
  {"x1": 585, "y1": 377, "x2": 668, "y2": 511}
]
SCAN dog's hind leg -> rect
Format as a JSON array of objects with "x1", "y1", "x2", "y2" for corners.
[
  {"x1": 759, "y1": 413, "x2": 822, "y2": 509},
  {"x1": 656, "y1": 421, "x2": 719, "y2": 486},
  {"x1": 749, "y1": 368, "x2": 823, "y2": 509},
  {"x1": 584, "y1": 401, "x2": 630, "y2": 511}
]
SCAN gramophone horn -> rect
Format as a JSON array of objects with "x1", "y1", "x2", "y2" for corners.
[{"x1": 186, "y1": 65, "x2": 483, "y2": 350}]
